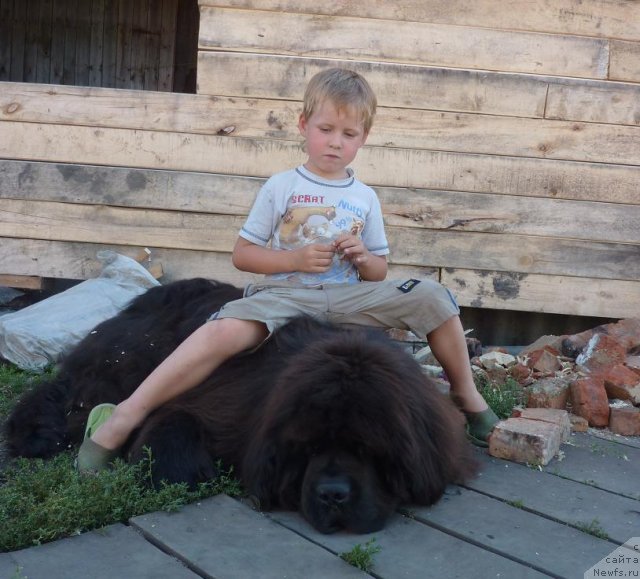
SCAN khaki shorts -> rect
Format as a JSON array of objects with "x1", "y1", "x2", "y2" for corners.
[{"x1": 209, "y1": 278, "x2": 459, "y2": 340}]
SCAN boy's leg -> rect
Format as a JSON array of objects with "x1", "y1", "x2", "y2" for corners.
[
  {"x1": 427, "y1": 315, "x2": 487, "y2": 412},
  {"x1": 427, "y1": 315, "x2": 498, "y2": 445},
  {"x1": 325, "y1": 280, "x2": 498, "y2": 444},
  {"x1": 82, "y1": 317, "x2": 268, "y2": 460}
]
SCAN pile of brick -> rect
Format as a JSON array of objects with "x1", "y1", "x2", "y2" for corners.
[{"x1": 470, "y1": 318, "x2": 640, "y2": 466}]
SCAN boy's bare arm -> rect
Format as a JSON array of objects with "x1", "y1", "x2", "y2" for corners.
[{"x1": 232, "y1": 237, "x2": 335, "y2": 275}]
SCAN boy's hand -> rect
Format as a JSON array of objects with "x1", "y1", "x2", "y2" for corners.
[
  {"x1": 333, "y1": 234, "x2": 369, "y2": 266},
  {"x1": 293, "y1": 243, "x2": 336, "y2": 273}
]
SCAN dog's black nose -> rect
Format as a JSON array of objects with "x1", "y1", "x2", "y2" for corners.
[{"x1": 316, "y1": 476, "x2": 351, "y2": 504}]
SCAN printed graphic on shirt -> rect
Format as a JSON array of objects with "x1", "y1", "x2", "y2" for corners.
[
  {"x1": 279, "y1": 205, "x2": 338, "y2": 244},
  {"x1": 274, "y1": 197, "x2": 368, "y2": 284}
]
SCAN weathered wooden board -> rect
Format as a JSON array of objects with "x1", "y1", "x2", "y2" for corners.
[
  {"x1": 132, "y1": 495, "x2": 368, "y2": 579},
  {"x1": 4, "y1": 161, "x2": 638, "y2": 245},
  {"x1": 442, "y1": 269, "x2": 640, "y2": 318},
  {"x1": 196, "y1": 52, "x2": 549, "y2": 118},
  {"x1": 271, "y1": 509, "x2": 549, "y2": 578},
  {"x1": 1, "y1": 199, "x2": 638, "y2": 281},
  {"x1": 0, "y1": 198, "x2": 244, "y2": 252},
  {"x1": 0, "y1": 274, "x2": 43, "y2": 290},
  {"x1": 546, "y1": 80, "x2": 640, "y2": 126},
  {"x1": 610, "y1": 40, "x2": 640, "y2": 83},
  {"x1": 379, "y1": 187, "x2": 640, "y2": 245},
  {"x1": 2, "y1": 524, "x2": 201, "y2": 579},
  {"x1": 0, "y1": 237, "x2": 437, "y2": 285},
  {"x1": 0, "y1": 160, "x2": 262, "y2": 214},
  {"x1": 199, "y1": 0, "x2": 640, "y2": 42},
  {"x1": 196, "y1": 52, "x2": 640, "y2": 127},
  {"x1": 547, "y1": 432, "x2": 640, "y2": 500},
  {"x1": 387, "y1": 226, "x2": 640, "y2": 281},
  {"x1": 0, "y1": 237, "x2": 255, "y2": 285},
  {"x1": 4, "y1": 83, "x2": 639, "y2": 165},
  {"x1": 468, "y1": 451, "x2": 640, "y2": 545},
  {"x1": 10, "y1": 232, "x2": 638, "y2": 318},
  {"x1": 2, "y1": 122, "x2": 639, "y2": 203},
  {"x1": 199, "y1": 6, "x2": 609, "y2": 79},
  {"x1": 413, "y1": 487, "x2": 615, "y2": 578},
  {"x1": 372, "y1": 108, "x2": 640, "y2": 166}
]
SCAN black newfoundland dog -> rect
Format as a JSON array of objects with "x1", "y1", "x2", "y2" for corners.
[{"x1": 6, "y1": 278, "x2": 476, "y2": 534}]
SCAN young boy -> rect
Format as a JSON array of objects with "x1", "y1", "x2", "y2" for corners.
[{"x1": 78, "y1": 68, "x2": 498, "y2": 472}]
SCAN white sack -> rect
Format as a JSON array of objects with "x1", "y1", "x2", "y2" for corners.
[{"x1": 0, "y1": 251, "x2": 160, "y2": 371}]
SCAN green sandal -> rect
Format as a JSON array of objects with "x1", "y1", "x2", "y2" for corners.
[
  {"x1": 77, "y1": 403, "x2": 119, "y2": 473},
  {"x1": 464, "y1": 407, "x2": 500, "y2": 448}
]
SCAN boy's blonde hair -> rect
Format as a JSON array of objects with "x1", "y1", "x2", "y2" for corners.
[{"x1": 302, "y1": 68, "x2": 377, "y2": 133}]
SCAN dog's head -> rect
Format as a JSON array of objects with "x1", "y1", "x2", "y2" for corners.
[{"x1": 242, "y1": 327, "x2": 474, "y2": 533}]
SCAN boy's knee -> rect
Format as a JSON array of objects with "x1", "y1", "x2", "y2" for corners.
[{"x1": 204, "y1": 317, "x2": 267, "y2": 351}]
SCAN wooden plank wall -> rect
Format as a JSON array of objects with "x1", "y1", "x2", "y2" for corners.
[
  {"x1": 0, "y1": 0, "x2": 639, "y2": 319},
  {"x1": 0, "y1": 0, "x2": 182, "y2": 91}
]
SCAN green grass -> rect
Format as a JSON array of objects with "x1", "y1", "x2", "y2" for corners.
[
  {"x1": 474, "y1": 374, "x2": 526, "y2": 419},
  {"x1": 574, "y1": 518, "x2": 609, "y2": 540},
  {"x1": 0, "y1": 365, "x2": 242, "y2": 553},
  {"x1": 0, "y1": 448, "x2": 241, "y2": 553},
  {"x1": 340, "y1": 538, "x2": 382, "y2": 572},
  {"x1": 506, "y1": 499, "x2": 525, "y2": 509}
]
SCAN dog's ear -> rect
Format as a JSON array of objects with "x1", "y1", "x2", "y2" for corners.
[
  {"x1": 385, "y1": 389, "x2": 475, "y2": 506},
  {"x1": 242, "y1": 435, "x2": 307, "y2": 510},
  {"x1": 241, "y1": 437, "x2": 283, "y2": 509}
]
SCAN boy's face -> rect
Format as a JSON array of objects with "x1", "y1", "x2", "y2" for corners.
[{"x1": 298, "y1": 100, "x2": 368, "y2": 180}]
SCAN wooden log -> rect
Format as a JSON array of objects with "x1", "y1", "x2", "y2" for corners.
[
  {"x1": 2, "y1": 161, "x2": 638, "y2": 245},
  {"x1": 442, "y1": 269, "x2": 640, "y2": 319},
  {"x1": 198, "y1": 6, "x2": 609, "y2": 79},
  {"x1": 198, "y1": 0, "x2": 640, "y2": 42},
  {"x1": 3, "y1": 83, "x2": 639, "y2": 164},
  {"x1": 2, "y1": 122, "x2": 639, "y2": 204},
  {"x1": 196, "y1": 52, "x2": 549, "y2": 118}
]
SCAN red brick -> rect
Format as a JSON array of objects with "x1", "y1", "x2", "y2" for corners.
[
  {"x1": 526, "y1": 377, "x2": 571, "y2": 410},
  {"x1": 569, "y1": 414, "x2": 589, "y2": 432},
  {"x1": 576, "y1": 334, "x2": 626, "y2": 375},
  {"x1": 609, "y1": 405, "x2": 640, "y2": 436},
  {"x1": 570, "y1": 377, "x2": 609, "y2": 427},
  {"x1": 484, "y1": 365, "x2": 509, "y2": 387},
  {"x1": 601, "y1": 318, "x2": 640, "y2": 351},
  {"x1": 602, "y1": 364, "x2": 640, "y2": 405},
  {"x1": 509, "y1": 362, "x2": 532, "y2": 385},
  {"x1": 525, "y1": 347, "x2": 563, "y2": 375},
  {"x1": 488, "y1": 418, "x2": 563, "y2": 466},
  {"x1": 511, "y1": 408, "x2": 571, "y2": 442},
  {"x1": 520, "y1": 335, "x2": 565, "y2": 356}
]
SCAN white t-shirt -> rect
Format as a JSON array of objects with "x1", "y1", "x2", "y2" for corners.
[{"x1": 239, "y1": 165, "x2": 390, "y2": 285}]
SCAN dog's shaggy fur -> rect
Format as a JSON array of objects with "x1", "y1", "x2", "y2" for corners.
[{"x1": 6, "y1": 278, "x2": 476, "y2": 533}]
